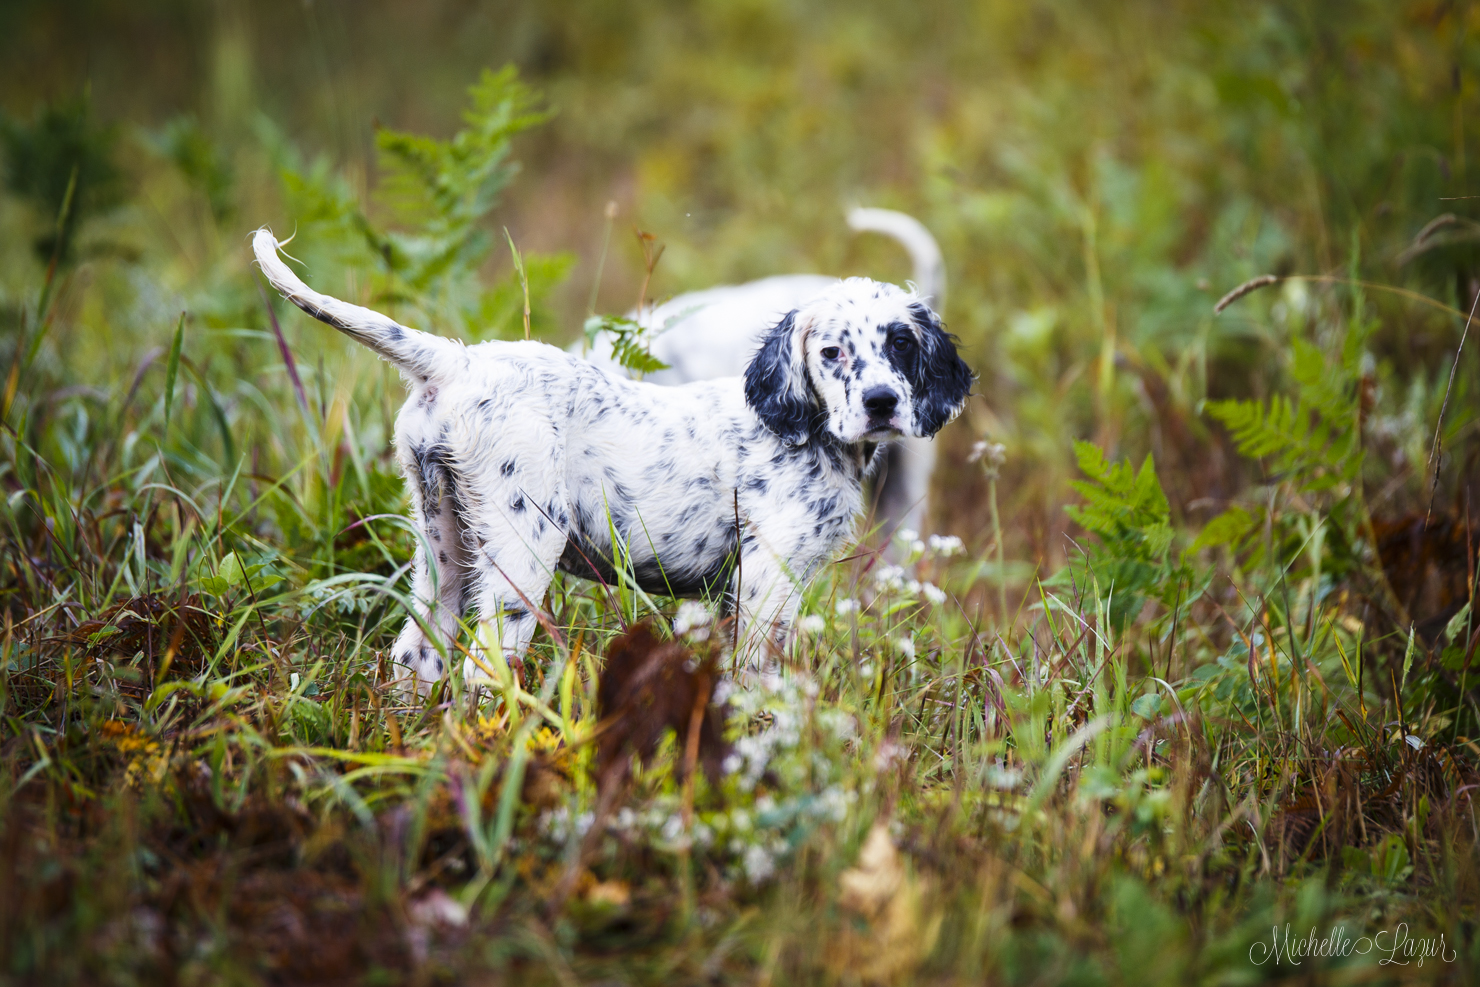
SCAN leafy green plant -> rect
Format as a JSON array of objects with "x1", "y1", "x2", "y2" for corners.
[
  {"x1": 1206, "y1": 336, "x2": 1362, "y2": 494},
  {"x1": 266, "y1": 65, "x2": 572, "y2": 340},
  {"x1": 0, "y1": 93, "x2": 125, "y2": 263},
  {"x1": 143, "y1": 115, "x2": 234, "y2": 223},
  {"x1": 1060, "y1": 441, "x2": 1188, "y2": 632},
  {"x1": 581, "y1": 312, "x2": 670, "y2": 376},
  {"x1": 1195, "y1": 282, "x2": 1373, "y2": 587},
  {"x1": 373, "y1": 66, "x2": 549, "y2": 296},
  {"x1": 194, "y1": 550, "x2": 284, "y2": 599}
]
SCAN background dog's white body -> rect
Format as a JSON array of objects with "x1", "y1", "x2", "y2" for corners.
[
  {"x1": 628, "y1": 274, "x2": 836, "y2": 386},
  {"x1": 252, "y1": 229, "x2": 970, "y2": 691},
  {"x1": 581, "y1": 209, "x2": 947, "y2": 541}
]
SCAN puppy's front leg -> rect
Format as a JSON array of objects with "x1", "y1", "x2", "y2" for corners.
[{"x1": 731, "y1": 543, "x2": 806, "y2": 672}]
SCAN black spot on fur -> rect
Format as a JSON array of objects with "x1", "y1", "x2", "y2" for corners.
[
  {"x1": 501, "y1": 458, "x2": 517, "y2": 477},
  {"x1": 411, "y1": 442, "x2": 456, "y2": 516}
]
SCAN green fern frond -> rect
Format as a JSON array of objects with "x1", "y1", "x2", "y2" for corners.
[{"x1": 1062, "y1": 442, "x2": 1184, "y2": 633}]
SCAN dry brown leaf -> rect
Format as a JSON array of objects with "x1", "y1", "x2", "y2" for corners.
[
  {"x1": 831, "y1": 822, "x2": 942, "y2": 984},
  {"x1": 838, "y1": 822, "x2": 904, "y2": 917},
  {"x1": 585, "y1": 879, "x2": 631, "y2": 909}
]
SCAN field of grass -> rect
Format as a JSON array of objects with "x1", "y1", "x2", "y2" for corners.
[{"x1": 3, "y1": 1, "x2": 1480, "y2": 983}]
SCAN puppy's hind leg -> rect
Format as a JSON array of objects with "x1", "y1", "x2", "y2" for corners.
[
  {"x1": 390, "y1": 458, "x2": 470, "y2": 696},
  {"x1": 459, "y1": 463, "x2": 570, "y2": 686}
]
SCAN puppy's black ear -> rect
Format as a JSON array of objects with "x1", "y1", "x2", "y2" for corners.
[
  {"x1": 745, "y1": 310, "x2": 817, "y2": 446},
  {"x1": 907, "y1": 302, "x2": 974, "y2": 437}
]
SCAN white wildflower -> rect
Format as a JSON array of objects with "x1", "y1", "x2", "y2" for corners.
[
  {"x1": 817, "y1": 784, "x2": 851, "y2": 822},
  {"x1": 985, "y1": 764, "x2": 1023, "y2": 790},
  {"x1": 693, "y1": 821, "x2": 714, "y2": 847},
  {"x1": 874, "y1": 740, "x2": 909, "y2": 771},
  {"x1": 894, "y1": 636, "x2": 916, "y2": 659},
  {"x1": 817, "y1": 707, "x2": 857, "y2": 740},
  {"x1": 911, "y1": 539, "x2": 927, "y2": 557},
  {"x1": 742, "y1": 844, "x2": 776, "y2": 883},
  {"x1": 408, "y1": 889, "x2": 468, "y2": 930},
  {"x1": 874, "y1": 565, "x2": 907, "y2": 591},
  {"x1": 836, "y1": 598, "x2": 861, "y2": 615},
  {"x1": 896, "y1": 528, "x2": 919, "y2": 545},
  {"x1": 538, "y1": 807, "x2": 595, "y2": 842},
  {"x1": 921, "y1": 582, "x2": 947, "y2": 605},
  {"x1": 928, "y1": 534, "x2": 964, "y2": 556},
  {"x1": 673, "y1": 601, "x2": 713, "y2": 640},
  {"x1": 968, "y1": 440, "x2": 1007, "y2": 467},
  {"x1": 538, "y1": 808, "x2": 560, "y2": 836},
  {"x1": 798, "y1": 614, "x2": 827, "y2": 635}
]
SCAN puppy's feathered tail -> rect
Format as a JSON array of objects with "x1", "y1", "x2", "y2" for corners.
[{"x1": 251, "y1": 228, "x2": 460, "y2": 382}]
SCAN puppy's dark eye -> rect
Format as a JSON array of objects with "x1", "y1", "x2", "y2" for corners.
[
  {"x1": 890, "y1": 335, "x2": 914, "y2": 353},
  {"x1": 821, "y1": 346, "x2": 841, "y2": 360}
]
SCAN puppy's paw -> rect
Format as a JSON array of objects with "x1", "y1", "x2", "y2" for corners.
[
  {"x1": 461, "y1": 653, "x2": 498, "y2": 688},
  {"x1": 392, "y1": 646, "x2": 445, "y2": 697}
]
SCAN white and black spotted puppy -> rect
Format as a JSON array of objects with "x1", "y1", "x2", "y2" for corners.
[{"x1": 251, "y1": 229, "x2": 972, "y2": 692}]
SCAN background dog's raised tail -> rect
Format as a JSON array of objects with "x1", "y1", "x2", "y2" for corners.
[
  {"x1": 251, "y1": 228, "x2": 457, "y2": 381},
  {"x1": 846, "y1": 207, "x2": 947, "y2": 308}
]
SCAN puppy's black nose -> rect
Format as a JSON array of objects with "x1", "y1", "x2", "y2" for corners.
[{"x1": 863, "y1": 387, "x2": 899, "y2": 419}]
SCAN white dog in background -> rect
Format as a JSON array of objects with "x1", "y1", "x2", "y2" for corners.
[
  {"x1": 252, "y1": 229, "x2": 972, "y2": 692},
  {"x1": 582, "y1": 208, "x2": 948, "y2": 543}
]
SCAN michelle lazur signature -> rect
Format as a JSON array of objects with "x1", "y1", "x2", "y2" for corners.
[{"x1": 1250, "y1": 923, "x2": 1457, "y2": 968}]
